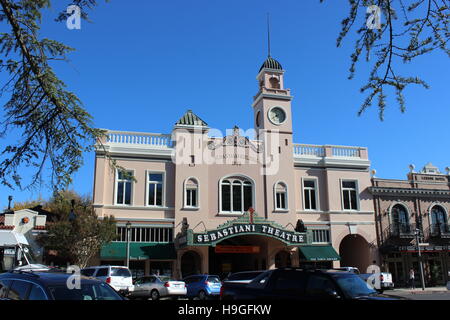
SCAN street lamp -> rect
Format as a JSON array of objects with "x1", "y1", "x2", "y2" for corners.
[
  {"x1": 126, "y1": 221, "x2": 131, "y2": 268},
  {"x1": 415, "y1": 228, "x2": 426, "y2": 291}
]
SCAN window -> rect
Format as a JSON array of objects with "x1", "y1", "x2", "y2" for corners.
[
  {"x1": 0, "y1": 280, "x2": 11, "y2": 299},
  {"x1": 96, "y1": 268, "x2": 108, "y2": 277},
  {"x1": 273, "y1": 270, "x2": 307, "y2": 293},
  {"x1": 312, "y1": 229, "x2": 331, "y2": 243},
  {"x1": 306, "y1": 274, "x2": 338, "y2": 297},
  {"x1": 274, "y1": 182, "x2": 288, "y2": 210},
  {"x1": 111, "y1": 268, "x2": 131, "y2": 278},
  {"x1": 148, "y1": 173, "x2": 164, "y2": 206},
  {"x1": 220, "y1": 177, "x2": 253, "y2": 214},
  {"x1": 341, "y1": 180, "x2": 358, "y2": 210},
  {"x1": 116, "y1": 227, "x2": 173, "y2": 243},
  {"x1": 7, "y1": 280, "x2": 31, "y2": 300},
  {"x1": 116, "y1": 170, "x2": 133, "y2": 205},
  {"x1": 184, "y1": 178, "x2": 199, "y2": 208},
  {"x1": 81, "y1": 268, "x2": 96, "y2": 277},
  {"x1": 431, "y1": 205, "x2": 448, "y2": 226},
  {"x1": 303, "y1": 179, "x2": 317, "y2": 210},
  {"x1": 392, "y1": 204, "x2": 409, "y2": 227},
  {"x1": 48, "y1": 283, "x2": 122, "y2": 300}
]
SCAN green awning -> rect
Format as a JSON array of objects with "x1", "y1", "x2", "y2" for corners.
[
  {"x1": 100, "y1": 242, "x2": 176, "y2": 260},
  {"x1": 298, "y1": 245, "x2": 340, "y2": 262}
]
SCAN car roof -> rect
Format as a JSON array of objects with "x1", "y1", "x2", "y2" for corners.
[{"x1": 0, "y1": 271, "x2": 103, "y2": 285}]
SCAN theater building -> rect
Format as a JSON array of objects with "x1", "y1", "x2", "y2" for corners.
[
  {"x1": 92, "y1": 56, "x2": 379, "y2": 279},
  {"x1": 370, "y1": 163, "x2": 450, "y2": 287}
]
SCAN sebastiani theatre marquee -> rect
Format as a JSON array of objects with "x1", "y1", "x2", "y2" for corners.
[{"x1": 175, "y1": 211, "x2": 340, "y2": 274}]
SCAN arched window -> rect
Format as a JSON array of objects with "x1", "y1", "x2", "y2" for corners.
[
  {"x1": 184, "y1": 178, "x2": 199, "y2": 208},
  {"x1": 220, "y1": 177, "x2": 253, "y2": 213},
  {"x1": 431, "y1": 205, "x2": 448, "y2": 229},
  {"x1": 391, "y1": 204, "x2": 410, "y2": 233},
  {"x1": 274, "y1": 182, "x2": 288, "y2": 210}
]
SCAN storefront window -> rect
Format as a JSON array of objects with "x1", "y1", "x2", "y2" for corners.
[{"x1": 150, "y1": 261, "x2": 172, "y2": 277}]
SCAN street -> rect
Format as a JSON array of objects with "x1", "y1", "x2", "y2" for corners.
[{"x1": 386, "y1": 288, "x2": 450, "y2": 300}]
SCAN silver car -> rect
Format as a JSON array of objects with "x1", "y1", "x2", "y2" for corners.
[{"x1": 129, "y1": 275, "x2": 186, "y2": 300}]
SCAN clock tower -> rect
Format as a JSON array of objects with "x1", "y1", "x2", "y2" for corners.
[
  {"x1": 253, "y1": 56, "x2": 293, "y2": 132},
  {"x1": 253, "y1": 56, "x2": 296, "y2": 226}
]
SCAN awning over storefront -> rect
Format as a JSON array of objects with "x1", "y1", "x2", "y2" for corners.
[
  {"x1": 100, "y1": 242, "x2": 176, "y2": 260},
  {"x1": 298, "y1": 245, "x2": 340, "y2": 261},
  {"x1": 0, "y1": 231, "x2": 29, "y2": 247}
]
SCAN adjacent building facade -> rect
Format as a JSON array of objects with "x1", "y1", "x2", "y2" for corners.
[
  {"x1": 0, "y1": 208, "x2": 47, "y2": 270},
  {"x1": 370, "y1": 163, "x2": 450, "y2": 286},
  {"x1": 92, "y1": 56, "x2": 378, "y2": 279}
]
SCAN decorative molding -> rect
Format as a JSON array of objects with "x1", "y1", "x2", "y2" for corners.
[
  {"x1": 369, "y1": 187, "x2": 450, "y2": 197},
  {"x1": 207, "y1": 126, "x2": 262, "y2": 153}
]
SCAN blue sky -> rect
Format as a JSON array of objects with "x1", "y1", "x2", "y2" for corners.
[{"x1": 1, "y1": 0, "x2": 449, "y2": 207}]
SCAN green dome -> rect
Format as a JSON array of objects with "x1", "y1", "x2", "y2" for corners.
[{"x1": 259, "y1": 56, "x2": 283, "y2": 72}]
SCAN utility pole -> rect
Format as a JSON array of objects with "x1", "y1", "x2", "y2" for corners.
[{"x1": 415, "y1": 228, "x2": 426, "y2": 290}]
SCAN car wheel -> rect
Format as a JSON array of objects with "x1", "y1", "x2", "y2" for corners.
[
  {"x1": 198, "y1": 290, "x2": 207, "y2": 300},
  {"x1": 150, "y1": 290, "x2": 160, "y2": 300}
]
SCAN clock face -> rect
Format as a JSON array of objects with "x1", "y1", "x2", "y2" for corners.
[{"x1": 268, "y1": 107, "x2": 286, "y2": 125}]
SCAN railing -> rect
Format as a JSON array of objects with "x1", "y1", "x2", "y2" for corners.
[
  {"x1": 384, "y1": 222, "x2": 417, "y2": 239},
  {"x1": 293, "y1": 144, "x2": 325, "y2": 157},
  {"x1": 427, "y1": 223, "x2": 450, "y2": 238},
  {"x1": 332, "y1": 146, "x2": 360, "y2": 157},
  {"x1": 105, "y1": 131, "x2": 173, "y2": 148},
  {"x1": 293, "y1": 144, "x2": 366, "y2": 159}
]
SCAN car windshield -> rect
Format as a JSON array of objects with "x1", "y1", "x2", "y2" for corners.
[
  {"x1": 48, "y1": 282, "x2": 123, "y2": 300},
  {"x1": 332, "y1": 273, "x2": 377, "y2": 298}
]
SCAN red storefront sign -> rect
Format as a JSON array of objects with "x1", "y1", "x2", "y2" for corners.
[{"x1": 215, "y1": 245, "x2": 260, "y2": 254}]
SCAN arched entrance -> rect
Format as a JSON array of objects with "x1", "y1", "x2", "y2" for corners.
[
  {"x1": 181, "y1": 250, "x2": 201, "y2": 278},
  {"x1": 275, "y1": 250, "x2": 291, "y2": 268},
  {"x1": 339, "y1": 234, "x2": 370, "y2": 273}
]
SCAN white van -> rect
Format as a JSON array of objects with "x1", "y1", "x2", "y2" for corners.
[{"x1": 81, "y1": 266, "x2": 134, "y2": 294}]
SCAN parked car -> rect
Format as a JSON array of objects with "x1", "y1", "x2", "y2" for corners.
[
  {"x1": 333, "y1": 267, "x2": 360, "y2": 274},
  {"x1": 359, "y1": 272, "x2": 394, "y2": 293},
  {"x1": 128, "y1": 275, "x2": 186, "y2": 300},
  {"x1": 183, "y1": 274, "x2": 222, "y2": 300},
  {"x1": 220, "y1": 268, "x2": 407, "y2": 300},
  {"x1": 0, "y1": 270, "x2": 125, "y2": 300},
  {"x1": 81, "y1": 265, "x2": 134, "y2": 295},
  {"x1": 446, "y1": 271, "x2": 450, "y2": 290}
]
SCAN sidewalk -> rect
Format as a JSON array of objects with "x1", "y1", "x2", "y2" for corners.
[{"x1": 391, "y1": 286, "x2": 448, "y2": 294}]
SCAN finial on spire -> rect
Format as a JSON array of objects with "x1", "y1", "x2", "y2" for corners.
[{"x1": 267, "y1": 13, "x2": 271, "y2": 58}]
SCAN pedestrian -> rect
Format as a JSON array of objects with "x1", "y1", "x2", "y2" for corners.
[{"x1": 409, "y1": 268, "x2": 415, "y2": 289}]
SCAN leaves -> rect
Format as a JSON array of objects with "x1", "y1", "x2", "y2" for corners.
[
  {"x1": 321, "y1": 0, "x2": 450, "y2": 120},
  {"x1": 0, "y1": 0, "x2": 108, "y2": 190},
  {"x1": 37, "y1": 190, "x2": 117, "y2": 268}
]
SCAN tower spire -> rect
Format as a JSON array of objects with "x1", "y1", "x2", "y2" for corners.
[{"x1": 267, "y1": 13, "x2": 271, "y2": 57}]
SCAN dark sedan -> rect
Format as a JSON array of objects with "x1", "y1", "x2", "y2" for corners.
[
  {"x1": 220, "y1": 268, "x2": 408, "y2": 300},
  {"x1": 0, "y1": 270, "x2": 125, "y2": 300}
]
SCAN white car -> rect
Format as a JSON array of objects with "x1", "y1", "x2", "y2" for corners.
[
  {"x1": 333, "y1": 267, "x2": 360, "y2": 274},
  {"x1": 81, "y1": 265, "x2": 134, "y2": 294},
  {"x1": 130, "y1": 275, "x2": 187, "y2": 300}
]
